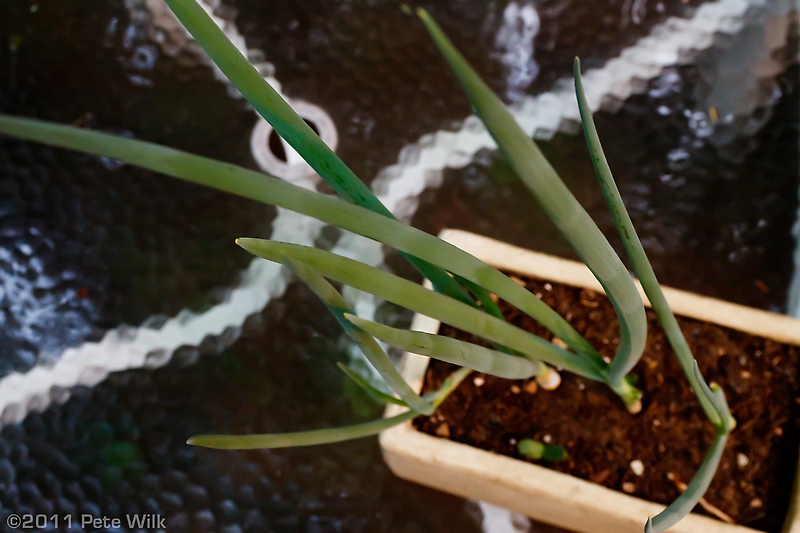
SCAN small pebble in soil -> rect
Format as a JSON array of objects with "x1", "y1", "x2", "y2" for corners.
[
  {"x1": 551, "y1": 337, "x2": 568, "y2": 349},
  {"x1": 473, "y1": 376, "x2": 485, "y2": 387},
  {"x1": 579, "y1": 290, "x2": 599, "y2": 307},
  {"x1": 737, "y1": 453, "x2": 750, "y2": 468},
  {"x1": 542, "y1": 434, "x2": 552, "y2": 443},
  {"x1": 652, "y1": 419, "x2": 661, "y2": 426},
  {"x1": 523, "y1": 381, "x2": 538, "y2": 395},
  {"x1": 436, "y1": 423, "x2": 450, "y2": 438},
  {"x1": 622, "y1": 482, "x2": 635, "y2": 494},
  {"x1": 630, "y1": 460, "x2": 645, "y2": 476},
  {"x1": 750, "y1": 498, "x2": 763, "y2": 509},
  {"x1": 510, "y1": 385, "x2": 521, "y2": 394},
  {"x1": 537, "y1": 368, "x2": 561, "y2": 390}
]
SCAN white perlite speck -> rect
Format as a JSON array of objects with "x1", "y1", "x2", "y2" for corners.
[
  {"x1": 630, "y1": 459, "x2": 645, "y2": 476},
  {"x1": 737, "y1": 453, "x2": 750, "y2": 468}
]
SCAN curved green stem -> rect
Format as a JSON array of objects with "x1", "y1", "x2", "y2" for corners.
[
  {"x1": 417, "y1": 8, "x2": 647, "y2": 386},
  {"x1": 573, "y1": 59, "x2": 728, "y2": 428},
  {"x1": 163, "y1": 0, "x2": 473, "y2": 306},
  {"x1": 645, "y1": 432, "x2": 729, "y2": 532},
  {"x1": 238, "y1": 238, "x2": 606, "y2": 381},
  {"x1": 188, "y1": 366, "x2": 472, "y2": 450},
  {"x1": 0, "y1": 114, "x2": 600, "y2": 366},
  {"x1": 337, "y1": 363, "x2": 410, "y2": 407},
  {"x1": 345, "y1": 314, "x2": 539, "y2": 380},
  {"x1": 187, "y1": 410, "x2": 419, "y2": 449},
  {"x1": 284, "y1": 257, "x2": 434, "y2": 415}
]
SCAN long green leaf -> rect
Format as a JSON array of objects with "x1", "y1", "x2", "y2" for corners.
[
  {"x1": 454, "y1": 274, "x2": 505, "y2": 320},
  {"x1": 283, "y1": 257, "x2": 433, "y2": 414},
  {"x1": 455, "y1": 275, "x2": 556, "y2": 382},
  {"x1": 187, "y1": 410, "x2": 418, "y2": 449},
  {"x1": 237, "y1": 239, "x2": 606, "y2": 381},
  {"x1": 426, "y1": 366, "x2": 473, "y2": 406},
  {"x1": 646, "y1": 432, "x2": 729, "y2": 532},
  {"x1": 337, "y1": 362, "x2": 474, "y2": 408},
  {"x1": 336, "y1": 363, "x2": 409, "y2": 407},
  {"x1": 188, "y1": 365, "x2": 473, "y2": 451},
  {"x1": 0, "y1": 115, "x2": 599, "y2": 365},
  {"x1": 418, "y1": 9, "x2": 647, "y2": 388},
  {"x1": 345, "y1": 314, "x2": 539, "y2": 380},
  {"x1": 691, "y1": 362, "x2": 733, "y2": 432},
  {"x1": 573, "y1": 59, "x2": 728, "y2": 428},
  {"x1": 162, "y1": 0, "x2": 473, "y2": 307}
]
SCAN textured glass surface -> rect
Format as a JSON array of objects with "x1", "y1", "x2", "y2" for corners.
[
  {"x1": 231, "y1": 0, "x2": 712, "y2": 183},
  {"x1": 0, "y1": 0, "x2": 274, "y2": 375}
]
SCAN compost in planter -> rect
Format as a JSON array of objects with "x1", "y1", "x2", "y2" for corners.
[{"x1": 415, "y1": 276, "x2": 799, "y2": 533}]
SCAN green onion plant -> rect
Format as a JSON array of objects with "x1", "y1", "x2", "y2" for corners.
[{"x1": 0, "y1": 2, "x2": 736, "y2": 530}]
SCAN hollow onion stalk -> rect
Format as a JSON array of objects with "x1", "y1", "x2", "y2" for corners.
[
  {"x1": 644, "y1": 433, "x2": 729, "y2": 533},
  {"x1": 236, "y1": 238, "x2": 606, "y2": 381},
  {"x1": 0, "y1": 114, "x2": 608, "y2": 378},
  {"x1": 344, "y1": 314, "x2": 540, "y2": 380},
  {"x1": 336, "y1": 362, "x2": 410, "y2": 407},
  {"x1": 416, "y1": 8, "x2": 647, "y2": 398},
  {"x1": 188, "y1": 367, "x2": 472, "y2": 450},
  {"x1": 572, "y1": 59, "x2": 734, "y2": 532},
  {"x1": 573, "y1": 58, "x2": 731, "y2": 428},
  {"x1": 283, "y1": 256, "x2": 434, "y2": 415},
  {"x1": 187, "y1": 410, "x2": 418, "y2": 450},
  {"x1": 162, "y1": 0, "x2": 476, "y2": 307}
]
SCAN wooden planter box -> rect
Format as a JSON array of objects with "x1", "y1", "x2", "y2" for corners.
[{"x1": 380, "y1": 229, "x2": 800, "y2": 533}]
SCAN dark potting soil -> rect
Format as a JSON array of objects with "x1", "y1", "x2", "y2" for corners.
[{"x1": 415, "y1": 276, "x2": 800, "y2": 533}]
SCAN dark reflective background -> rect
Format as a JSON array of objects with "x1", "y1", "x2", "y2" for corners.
[
  {"x1": 0, "y1": 0, "x2": 272, "y2": 375},
  {"x1": 231, "y1": 0, "x2": 712, "y2": 183}
]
